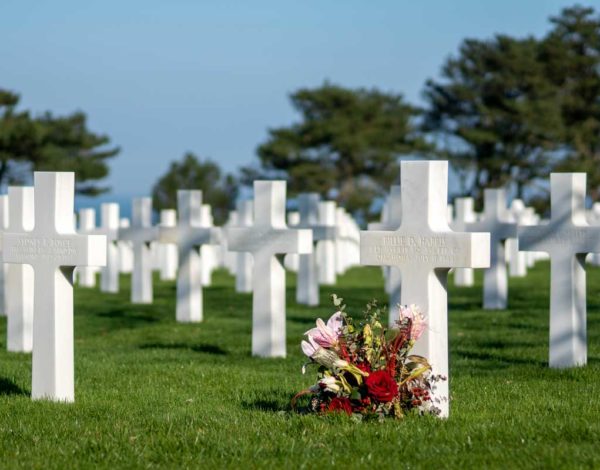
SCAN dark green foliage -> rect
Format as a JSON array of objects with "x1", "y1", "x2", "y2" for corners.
[
  {"x1": 423, "y1": 5, "x2": 600, "y2": 208},
  {"x1": 252, "y1": 83, "x2": 430, "y2": 220},
  {"x1": 0, "y1": 89, "x2": 118, "y2": 195},
  {"x1": 151, "y1": 152, "x2": 238, "y2": 225},
  {"x1": 541, "y1": 6, "x2": 600, "y2": 199},
  {"x1": 423, "y1": 36, "x2": 563, "y2": 203},
  {"x1": 0, "y1": 265, "x2": 599, "y2": 468}
]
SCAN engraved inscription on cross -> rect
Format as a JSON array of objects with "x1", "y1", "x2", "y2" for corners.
[
  {"x1": 158, "y1": 190, "x2": 220, "y2": 322},
  {"x1": 227, "y1": 181, "x2": 312, "y2": 358},
  {"x1": 360, "y1": 161, "x2": 490, "y2": 418},
  {"x1": 518, "y1": 173, "x2": 600, "y2": 368},
  {"x1": 2, "y1": 172, "x2": 106, "y2": 402}
]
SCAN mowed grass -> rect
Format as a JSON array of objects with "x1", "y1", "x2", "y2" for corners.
[{"x1": 0, "y1": 262, "x2": 599, "y2": 469}]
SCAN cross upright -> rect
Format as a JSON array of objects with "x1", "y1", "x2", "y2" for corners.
[
  {"x1": 451, "y1": 197, "x2": 477, "y2": 287},
  {"x1": 77, "y1": 208, "x2": 97, "y2": 287},
  {"x1": 3, "y1": 172, "x2": 106, "y2": 402},
  {"x1": 234, "y1": 199, "x2": 253, "y2": 293},
  {"x1": 199, "y1": 204, "x2": 221, "y2": 286},
  {"x1": 158, "y1": 190, "x2": 220, "y2": 322},
  {"x1": 296, "y1": 193, "x2": 337, "y2": 306},
  {"x1": 368, "y1": 186, "x2": 402, "y2": 323},
  {"x1": 158, "y1": 209, "x2": 178, "y2": 281},
  {"x1": 508, "y1": 199, "x2": 528, "y2": 277},
  {"x1": 360, "y1": 161, "x2": 490, "y2": 418},
  {"x1": 518, "y1": 173, "x2": 600, "y2": 368},
  {"x1": 227, "y1": 181, "x2": 312, "y2": 357},
  {"x1": 91, "y1": 203, "x2": 120, "y2": 293},
  {"x1": 0, "y1": 194, "x2": 8, "y2": 316},
  {"x1": 465, "y1": 189, "x2": 516, "y2": 309},
  {"x1": 317, "y1": 200, "x2": 337, "y2": 285},
  {"x1": 5, "y1": 186, "x2": 34, "y2": 352},
  {"x1": 119, "y1": 198, "x2": 157, "y2": 304}
]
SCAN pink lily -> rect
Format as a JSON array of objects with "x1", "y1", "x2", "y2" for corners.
[
  {"x1": 304, "y1": 312, "x2": 344, "y2": 348},
  {"x1": 399, "y1": 304, "x2": 427, "y2": 341},
  {"x1": 301, "y1": 335, "x2": 368, "y2": 378}
]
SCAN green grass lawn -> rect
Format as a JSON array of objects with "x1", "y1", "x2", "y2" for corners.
[{"x1": 0, "y1": 262, "x2": 599, "y2": 469}]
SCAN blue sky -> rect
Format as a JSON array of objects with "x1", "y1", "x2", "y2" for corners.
[{"x1": 0, "y1": 0, "x2": 591, "y2": 212}]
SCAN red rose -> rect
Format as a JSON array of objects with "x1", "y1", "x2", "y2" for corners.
[
  {"x1": 365, "y1": 370, "x2": 399, "y2": 403},
  {"x1": 327, "y1": 397, "x2": 353, "y2": 415}
]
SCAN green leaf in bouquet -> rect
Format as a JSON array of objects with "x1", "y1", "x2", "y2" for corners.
[{"x1": 350, "y1": 389, "x2": 362, "y2": 401}]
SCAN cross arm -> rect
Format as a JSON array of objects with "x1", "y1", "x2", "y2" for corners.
[
  {"x1": 3, "y1": 232, "x2": 107, "y2": 268},
  {"x1": 119, "y1": 226, "x2": 159, "y2": 243},
  {"x1": 360, "y1": 230, "x2": 490, "y2": 269},
  {"x1": 227, "y1": 227, "x2": 312, "y2": 255}
]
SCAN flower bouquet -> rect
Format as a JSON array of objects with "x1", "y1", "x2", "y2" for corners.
[{"x1": 293, "y1": 295, "x2": 444, "y2": 419}]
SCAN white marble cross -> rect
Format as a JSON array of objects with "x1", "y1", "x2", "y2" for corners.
[
  {"x1": 587, "y1": 202, "x2": 600, "y2": 266},
  {"x1": 119, "y1": 198, "x2": 157, "y2": 304},
  {"x1": 466, "y1": 189, "x2": 516, "y2": 309},
  {"x1": 360, "y1": 161, "x2": 490, "y2": 418},
  {"x1": 159, "y1": 209, "x2": 178, "y2": 281},
  {"x1": 518, "y1": 173, "x2": 600, "y2": 368},
  {"x1": 77, "y1": 208, "x2": 97, "y2": 287},
  {"x1": 283, "y1": 211, "x2": 300, "y2": 272},
  {"x1": 3, "y1": 172, "x2": 106, "y2": 401},
  {"x1": 91, "y1": 203, "x2": 120, "y2": 293},
  {"x1": 0, "y1": 194, "x2": 8, "y2": 316},
  {"x1": 368, "y1": 186, "x2": 402, "y2": 322},
  {"x1": 222, "y1": 210, "x2": 238, "y2": 275},
  {"x1": 234, "y1": 199, "x2": 253, "y2": 293},
  {"x1": 118, "y1": 218, "x2": 134, "y2": 274},
  {"x1": 451, "y1": 197, "x2": 477, "y2": 287},
  {"x1": 296, "y1": 193, "x2": 336, "y2": 306},
  {"x1": 317, "y1": 201, "x2": 337, "y2": 285},
  {"x1": 199, "y1": 204, "x2": 221, "y2": 286},
  {"x1": 227, "y1": 181, "x2": 312, "y2": 357},
  {"x1": 508, "y1": 199, "x2": 528, "y2": 277},
  {"x1": 5, "y1": 186, "x2": 34, "y2": 352},
  {"x1": 159, "y1": 191, "x2": 220, "y2": 322}
]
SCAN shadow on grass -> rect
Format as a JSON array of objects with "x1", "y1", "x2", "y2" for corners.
[
  {"x1": 0, "y1": 378, "x2": 29, "y2": 396},
  {"x1": 96, "y1": 308, "x2": 160, "y2": 326},
  {"x1": 241, "y1": 399, "x2": 289, "y2": 413},
  {"x1": 455, "y1": 349, "x2": 546, "y2": 368},
  {"x1": 287, "y1": 315, "x2": 318, "y2": 325},
  {"x1": 139, "y1": 342, "x2": 228, "y2": 355}
]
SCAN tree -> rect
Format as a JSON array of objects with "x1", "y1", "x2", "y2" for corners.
[
  {"x1": 251, "y1": 82, "x2": 429, "y2": 220},
  {"x1": 0, "y1": 89, "x2": 119, "y2": 194},
  {"x1": 151, "y1": 153, "x2": 238, "y2": 225},
  {"x1": 541, "y1": 6, "x2": 600, "y2": 199},
  {"x1": 423, "y1": 35, "x2": 563, "y2": 205}
]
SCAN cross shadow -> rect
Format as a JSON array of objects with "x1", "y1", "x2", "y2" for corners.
[
  {"x1": 287, "y1": 315, "x2": 319, "y2": 325},
  {"x1": 0, "y1": 377, "x2": 29, "y2": 396},
  {"x1": 241, "y1": 399, "x2": 289, "y2": 413},
  {"x1": 139, "y1": 342, "x2": 228, "y2": 355},
  {"x1": 455, "y1": 349, "x2": 546, "y2": 368},
  {"x1": 96, "y1": 308, "x2": 160, "y2": 327}
]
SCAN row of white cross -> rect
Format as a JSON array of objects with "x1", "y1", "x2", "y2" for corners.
[{"x1": 1, "y1": 163, "x2": 598, "y2": 419}]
